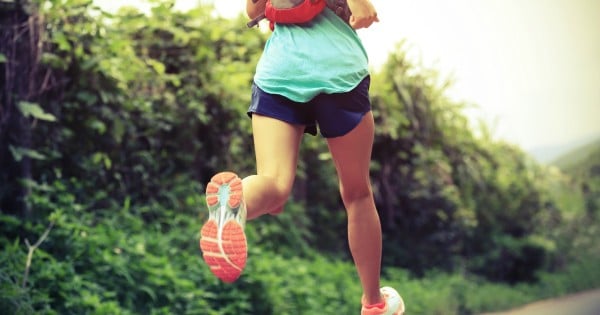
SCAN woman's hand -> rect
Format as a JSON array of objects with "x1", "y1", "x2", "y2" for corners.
[
  {"x1": 346, "y1": 0, "x2": 378, "y2": 29},
  {"x1": 246, "y1": 0, "x2": 267, "y2": 20}
]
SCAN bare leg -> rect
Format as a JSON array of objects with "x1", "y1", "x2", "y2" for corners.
[
  {"x1": 326, "y1": 112, "x2": 383, "y2": 305},
  {"x1": 243, "y1": 114, "x2": 304, "y2": 220}
]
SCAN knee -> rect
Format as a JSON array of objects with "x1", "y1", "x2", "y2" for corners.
[
  {"x1": 273, "y1": 181, "x2": 293, "y2": 204},
  {"x1": 339, "y1": 182, "x2": 373, "y2": 206},
  {"x1": 242, "y1": 174, "x2": 293, "y2": 206},
  {"x1": 263, "y1": 175, "x2": 293, "y2": 206}
]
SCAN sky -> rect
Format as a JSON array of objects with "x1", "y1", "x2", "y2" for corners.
[
  {"x1": 96, "y1": 0, "x2": 600, "y2": 154},
  {"x1": 359, "y1": 0, "x2": 600, "y2": 154}
]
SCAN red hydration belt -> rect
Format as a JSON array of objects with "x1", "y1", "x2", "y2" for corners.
[
  {"x1": 247, "y1": 0, "x2": 350, "y2": 30},
  {"x1": 266, "y1": 0, "x2": 326, "y2": 25}
]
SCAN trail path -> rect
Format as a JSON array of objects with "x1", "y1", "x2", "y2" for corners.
[{"x1": 480, "y1": 289, "x2": 600, "y2": 315}]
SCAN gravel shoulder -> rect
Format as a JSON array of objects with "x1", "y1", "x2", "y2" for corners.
[{"x1": 479, "y1": 289, "x2": 600, "y2": 315}]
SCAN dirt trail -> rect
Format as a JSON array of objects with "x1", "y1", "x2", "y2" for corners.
[{"x1": 480, "y1": 289, "x2": 600, "y2": 315}]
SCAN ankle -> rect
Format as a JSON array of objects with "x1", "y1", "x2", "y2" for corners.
[
  {"x1": 363, "y1": 300, "x2": 386, "y2": 310},
  {"x1": 362, "y1": 293, "x2": 384, "y2": 307}
]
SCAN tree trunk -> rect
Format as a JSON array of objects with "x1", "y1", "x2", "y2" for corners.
[{"x1": 0, "y1": 4, "x2": 37, "y2": 217}]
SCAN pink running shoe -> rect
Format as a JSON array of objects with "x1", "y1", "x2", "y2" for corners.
[
  {"x1": 199, "y1": 172, "x2": 247, "y2": 283},
  {"x1": 361, "y1": 287, "x2": 405, "y2": 315}
]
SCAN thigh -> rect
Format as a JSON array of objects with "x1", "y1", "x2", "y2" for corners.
[
  {"x1": 252, "y1": 113, "x2": 304, "y2": 188},
  {"x1": 326, "y1": 111, "x2": 375, "y2": 197}
]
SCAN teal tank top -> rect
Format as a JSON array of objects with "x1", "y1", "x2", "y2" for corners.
[{"x1": 254, "y1": 8, "x2": 370, "y2": 103}]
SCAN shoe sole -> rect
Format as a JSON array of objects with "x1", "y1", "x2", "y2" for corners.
[{"x1": 199, "y1": 172, "x2": 247, "y2": 283}]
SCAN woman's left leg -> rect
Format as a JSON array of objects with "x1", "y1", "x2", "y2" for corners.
[{"x1": 326, "y1": 111, "x2": 383, "y2": 305}]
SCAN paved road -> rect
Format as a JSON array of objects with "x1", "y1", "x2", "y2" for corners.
[{"x1": 480, "y1": 289, "x2": 600, "y2": 315}]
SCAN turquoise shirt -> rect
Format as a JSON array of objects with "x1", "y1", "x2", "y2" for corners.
[{"x1": 254, "y1": 8, "x2": 370, "y2": 103}]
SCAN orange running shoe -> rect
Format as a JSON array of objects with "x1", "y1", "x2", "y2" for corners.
[
  {"x1": 199, "y1": 172, "x2": 247, "y2": 283},
  {"x1": 361, "y1": 287, "x2": 405, "y2": 315}
]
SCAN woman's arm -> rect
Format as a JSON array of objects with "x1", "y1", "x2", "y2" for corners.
[
  {"x1": 246, "y1": 0, "x2": 267, "y2": 20},
  {"x1": 346, "y1": 0, "x2": 378, "y2": 29}
]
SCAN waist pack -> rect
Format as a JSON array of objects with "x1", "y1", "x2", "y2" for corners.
[{"x1": 247, "y1": 0, "x2": 351, "y2": 29}]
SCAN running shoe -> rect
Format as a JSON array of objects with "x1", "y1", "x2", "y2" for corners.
[
  {"x1": 199, "y1": 172, "x2": 247, "y2": 283},
  {"x1": 361, "y1": 287, "x2": 405, "y2": 315}
]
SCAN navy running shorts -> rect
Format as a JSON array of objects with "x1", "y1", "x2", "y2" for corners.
[{"x1": 247, "y1": 76, "x2": 371, "y2": 138}]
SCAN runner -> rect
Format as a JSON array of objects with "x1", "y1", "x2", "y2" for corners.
[{"x1": 200, "y1": 1, "x2": 404, "y2": 314}]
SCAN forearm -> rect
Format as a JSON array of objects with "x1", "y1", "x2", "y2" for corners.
[{"x1": 246, "y1": 0, "x2": 266, "y2": 19}]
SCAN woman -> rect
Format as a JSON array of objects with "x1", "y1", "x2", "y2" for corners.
[{"x1": 200, "y1": 1, "x2": 405, "y2": 314}]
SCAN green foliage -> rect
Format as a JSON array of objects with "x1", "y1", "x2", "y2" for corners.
[
  {"x1": 2, "y1": 182, "x2": 598, "y2": 314},
  {"x1": 1, "y1": 0, "x2": 599, "y2": 314},
  {"x1": 29, "y1": 0, "x2": 264, "y2": 210},
  {"x1": 551, "y1": 139, "x2": 600, "y2": 172},
  {"x1": 552, "y1": 140, "x2": 600, "y2": 218},
  {"x1": 0, "y1": 179, "x2": 260, "y2": 314},
  {"x1": 16, "y1": 102, "x2": 57, "y2": 122},
  {"x1": 367, "y1": 46, "x2": 567, "y2": 282}
]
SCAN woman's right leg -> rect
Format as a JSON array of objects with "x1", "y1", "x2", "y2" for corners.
[
  {"x1": 200, "y1": 114, "x2": 302, "y2": 283},
  {"x1": 243, "y1": 113, "x2": 305, "y2": 220}
]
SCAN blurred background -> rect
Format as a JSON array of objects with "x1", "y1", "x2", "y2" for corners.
[{"x1": 1, "y1": 0, "x2": 599, "y2": 314}]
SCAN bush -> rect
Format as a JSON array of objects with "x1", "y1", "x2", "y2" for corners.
[{"x1": 2, "y1": 186, "x2": 599, "y2": 315}]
